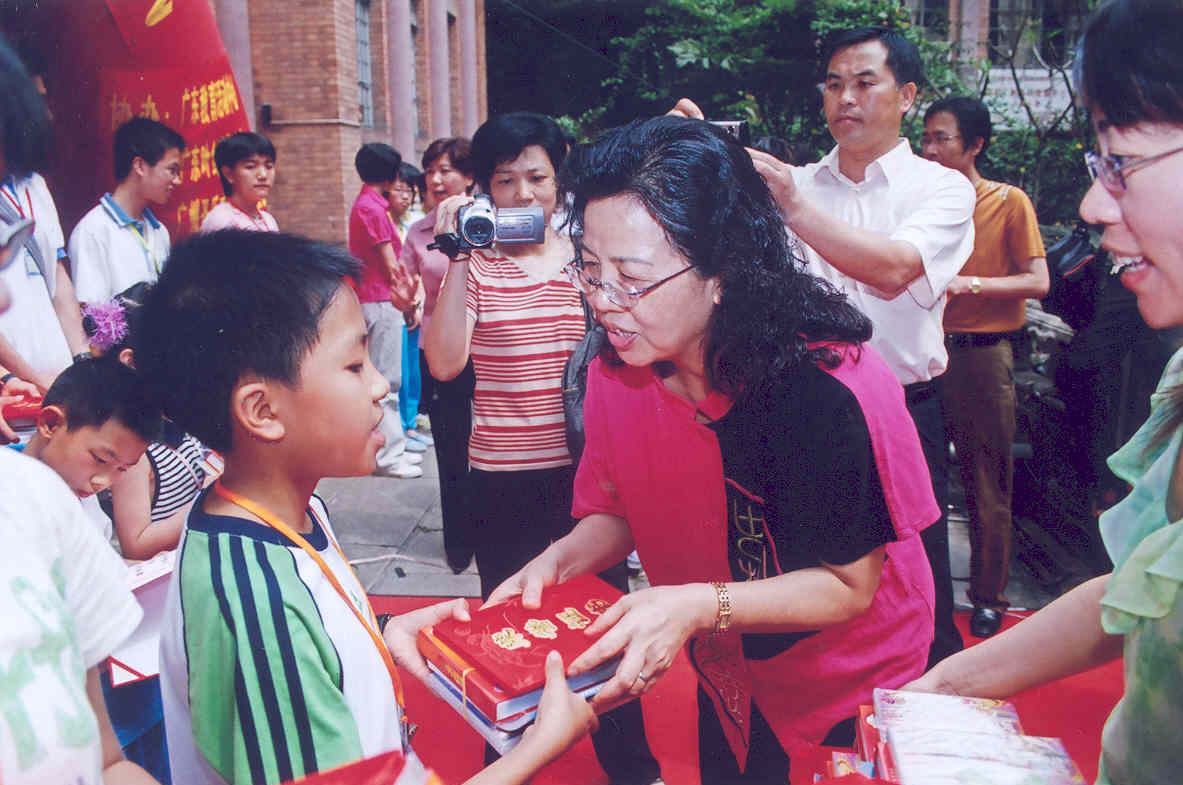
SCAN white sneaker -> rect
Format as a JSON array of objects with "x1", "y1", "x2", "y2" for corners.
[
  {"x1": 402, "y1": 451, "x2": 423, "y2": 465},
  {"x1": 627, "y1": 550, "x2": 642, "y2": 571},
  {"x1": 405, "y1": 438, "x2": 428, "y2": 453},
  {"x1": 374, "y1": 458, "x2": 424, "y2": 479},
  {"x1": 408, "y1": 429, "x2": 435, "y2": 447},
  {"x1": 389, "y1": 461, "x2": 423, "y2": 479}
]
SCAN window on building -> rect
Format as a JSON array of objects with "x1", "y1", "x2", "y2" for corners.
[
  {"x1": 989, "y1": 0, "x2": 1088, "y2": 67},
  {"x1": 356, "y1": 0, "x2": 374, "y2": 127},
  {"x1": 918, "y1": 0, "x2": 950, "y2": 38},
  {"x1": 411, "y1": 0, "x2": 424, "y2": 141}
]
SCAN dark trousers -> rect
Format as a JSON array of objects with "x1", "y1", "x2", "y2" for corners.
[
  {"x1": 422, "y1": 351, "x2": 476, "y2": 572},
  {"x1": 470, "y1": 466, "x2": 660, "y2": 784},
  {"x1": 904, "y1": 379, "x2": 965, "y2": 667},
  {"x1": 696, "y1": 687, "x2": 855, "y2": 784},
  {"x1": 942, "y1": 339, "x2": 1015, "y2": 611}
]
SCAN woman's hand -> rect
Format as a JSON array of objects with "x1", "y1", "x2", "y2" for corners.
[
  {"x1": 568, "y1": 583, "x2": 714, "y2": 709},
  {"x1": 520, "y1": 651, "x2": 600, "y2": 757},
  {"x1": 434, "y1": 194, "x2": 476, "y2": 238},
  {"x1": 900, "y1": 665, "x2": 962, "y2": 696},
  {"x1": 382, "y1": 598, "x2": 471, "y2": 684},
  {"x1": 484, "y1": 548, "x2": 563, "y2": 610}
]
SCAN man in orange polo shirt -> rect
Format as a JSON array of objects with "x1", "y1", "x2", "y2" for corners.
[{"x1": 922, "y1": 97, "x2": 1049, "y2": 638}]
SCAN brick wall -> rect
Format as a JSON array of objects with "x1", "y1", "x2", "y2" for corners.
[{"x1": 224, "y1": 0, "x2": 485, "y2": 239}]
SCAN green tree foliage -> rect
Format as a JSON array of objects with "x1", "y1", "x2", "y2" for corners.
[{"x1": 496, "y1": 0, "x2": 1090, "y2": 225}]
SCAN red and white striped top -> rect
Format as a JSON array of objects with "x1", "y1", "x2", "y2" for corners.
[{"x1": 465, "y1": 249, "x2": 585, "y2": 471}]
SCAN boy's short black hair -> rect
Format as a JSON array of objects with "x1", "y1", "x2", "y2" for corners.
[
  {"x1": 822, "y1": 27, "x2": 925, "y2": 89},
  {"x1": 214, "y1": 132, "x2": 277, "y2": 196},
  {"x1": 925, "y1": 96, "x2": 993, "y2": 163},
  {"x1": 134, "y1": 230, "x2": 361, "y2": 453},
  {"x1": 114, "y1": 117, "x2": 187, "y2": 181},
  {"x1": 355, "y1": 142, "x2": 401, "y2": 184},
  {"x1": 43, "y1": 358, "x2": 162, "y2": 443}
]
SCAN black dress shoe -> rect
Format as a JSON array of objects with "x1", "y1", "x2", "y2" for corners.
[{"x1": 970, "y1": 607, "x2": 1004, "y2": 638}]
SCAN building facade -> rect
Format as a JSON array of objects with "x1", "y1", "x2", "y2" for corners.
[
  {"x1": 907, "y1": 0, "x2": 1085, "y2": 127},
  {"x1": 211, "y1": 0, "x2": 487, "y2": 241}
]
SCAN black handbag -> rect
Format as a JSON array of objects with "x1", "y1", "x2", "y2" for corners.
[
  {"x1": 1042, "y1": 220, "x2": 1106, "y2": 331},
  {"x1": 562, "y1": 296, "x2": 605, "y2": 466}
]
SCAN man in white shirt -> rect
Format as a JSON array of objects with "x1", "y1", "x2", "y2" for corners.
[
  {"x1": 733, "y1": 27, "x2": 976, "y2": 665},
  {"x1": 69, "y1": 117, "x2": 183, "y2": 305}
]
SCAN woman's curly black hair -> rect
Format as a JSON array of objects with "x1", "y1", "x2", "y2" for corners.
[{"x1": 560, "y1": 115, "x2": 871, "y2": 402}]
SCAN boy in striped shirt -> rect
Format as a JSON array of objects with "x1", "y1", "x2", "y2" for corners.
[{"x1": 135, "y1": 230, "x2": 596, "y2": 785}]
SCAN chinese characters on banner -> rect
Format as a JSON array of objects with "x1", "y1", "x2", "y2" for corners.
[
  {"x1": 42, "y1": 1, "x2": 251, "y2": 239},
  {"x1": 101, "y1": 65, "x2": 249, "y2": 237}
]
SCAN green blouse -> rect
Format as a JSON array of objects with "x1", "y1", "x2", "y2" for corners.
[{"x1": 1096, "y1": 346, "x2": 1183, "y2": 785}]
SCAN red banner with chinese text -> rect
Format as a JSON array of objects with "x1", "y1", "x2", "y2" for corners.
[{"x1": 34, "y1": 0, "x2": 251, "y2": 239}]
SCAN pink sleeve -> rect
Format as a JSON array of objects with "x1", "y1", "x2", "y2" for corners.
[
  {"x1": 358, "y1": 201, "x2": 395, "y2": 247},
  {"x1": 399, "y1": 231, "x2": 421, "y2": 276},
  {"x1": 572, "y1": 360, "x2": 626, "y2": 520}
]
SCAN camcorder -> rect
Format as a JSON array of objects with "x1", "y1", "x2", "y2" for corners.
[{"x1": 429, "y1": 194, "x2": 545, "y2": 259}]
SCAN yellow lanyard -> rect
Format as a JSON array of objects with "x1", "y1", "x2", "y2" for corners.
[
  {"x1": 212, "y1": 481, "x2": 410, "y2": 746},
  {"x1": 126, "y1": 221, "x2": 160, "y2": 276}
]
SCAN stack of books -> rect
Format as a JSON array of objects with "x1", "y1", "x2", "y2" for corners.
[
  {"x1": 416, "y1": 574, "x2": 624, "y2": 753},
  {"x1": 844, "y1": 688, "x2": 1086, "y2": 785}
]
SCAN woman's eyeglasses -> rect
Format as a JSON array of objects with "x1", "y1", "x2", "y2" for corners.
[
  {"x1": 564, "y1": 258, "x2": 695, "y2": 309},
  {"x1": 1085, "y1": 144, "x2": 1183, "y2": 193}
]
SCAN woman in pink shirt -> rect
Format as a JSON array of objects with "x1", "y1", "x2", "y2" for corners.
[{"x1": 487, "y1": 117, "x2": 937, "y2": 784}]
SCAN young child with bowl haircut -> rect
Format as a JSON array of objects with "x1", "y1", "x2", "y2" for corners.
[
  {"x1": 135, "y1": 229, "x2": 596, "y2": 785},
  {"x1": 200, "y1": 132, "x2": 279, "y2": 232}
]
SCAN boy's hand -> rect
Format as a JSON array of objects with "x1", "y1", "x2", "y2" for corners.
[
  {"x1": 0, "y1": 398, "x2": 19, "y2": 443},
  {"x1": 383, "y1": 598, "x2": 471, "y2": 684},
  {"x1": 520, "y1": 651, "x2": 598, "y2": 758}
]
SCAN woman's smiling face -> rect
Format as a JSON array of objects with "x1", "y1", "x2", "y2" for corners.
[{"x1": 1080, "y1": 116, "x2": 1183, "y2": 328}]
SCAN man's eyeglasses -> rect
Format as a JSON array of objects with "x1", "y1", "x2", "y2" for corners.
[
  {"x1": 564, "y1": 258, "x2": 695, "y2": 309},
  {"x1": 1085, "y1": 144, "x2": 1183, "y2": 193},
  {"x1": 920, "y1": 133, "x2": 962, "y2": 146}
]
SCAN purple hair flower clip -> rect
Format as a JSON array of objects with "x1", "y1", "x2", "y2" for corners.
[{"x1": 83, "y1": 300, "x2": 129, "y2": 352}]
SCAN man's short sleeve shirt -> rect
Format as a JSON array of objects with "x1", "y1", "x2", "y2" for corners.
[
  {"x1": 791, "y1": 140, "x2": 976, "y2": 384},
  {"x1": 348, "y1": 187, "x2": 400, "y2": 304},
  {"x1": 944, "y1": 179, "x2": 1046, "y2": 333},
  {"x1": 68, "y1": 194, "x2": 169, "y2": 304}
]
